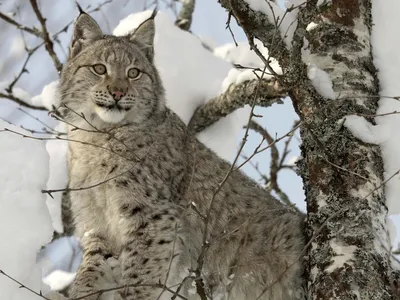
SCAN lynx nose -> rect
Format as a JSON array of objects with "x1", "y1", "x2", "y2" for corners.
[
  {"x1": 111, "y1": 90, "x2": 125, "y2": 101},
  {"x1": 107, "y1": 85, "x2": 126, "y2": 101}
]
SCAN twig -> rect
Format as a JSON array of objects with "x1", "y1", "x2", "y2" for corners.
[
  {"x1": 17, "y1": 108, "x2": 61, "y2": 134},
  {"x1": 0, "y1": 91, "x2": 46, "y2": 110},
  {"x1": 0, "y1": 269, "x2": 50, "y2": 300},
  {"x1": 248, "y1": 120, "x2": 294, "y2": 207},
  {"x1": 6, "y1": 44, "x2": 41, "y2": 93},
  {"x1": 0, "y1": 127, "x2": 131, "y2": 163},
  {"x1": 226, "y1": 12, "x2": 238, "y2": 46},
  {"x1": 236, "y1": 121, "x2": 302, "y2": 170},
  {"x1": 72, "y1": 282, "x2": 187, "y2": 300},
  {"x1": 0, "y1": 11, "x2": 41, "y2": 36},
  {"x1": 29, "y1": 0, "x2": 63, "y2": 72}
]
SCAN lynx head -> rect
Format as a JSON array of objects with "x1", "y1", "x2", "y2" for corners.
[{"x1": 58, "y1": 10, "x2": 165, "y2": 127}]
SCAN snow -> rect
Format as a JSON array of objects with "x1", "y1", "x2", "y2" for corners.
[
  {"x1": 344, "y1": 115, "x2": 388, "y2": 145},
  {"x1": 325, "y1": 241, "x2": 357, "y2": 273},
  {"x1": 37, "y1": 237, "x2": 81, "y2": 278},
  {"x1": 0, "y1": 119, "x2": 54, "y2": 299},
  {"x1": 214, "y1": 40, "x2": 272, "y2": 68},
  {"x1": 371, "y1": 0, "x2": 400, "y2": 216},
  {"x1": 31, "y1": 81, "x2": 60, "y2": 111},
  {"x1": 214, "y1": 40, "x2": 282, "y2": 94},
  {"x1": 342, "y1": 0, "x2": 400, "y2": 251},
  {"x1": 306, "y1": 22, "x2": 318, "y2": 31},
  {"x1": 114, "y1": 11, "x2": 250, "y2": 161},
  {"x1": 43, "y1": 270, "x2": 76, "y2": 292},
  {"x1": 9, "y1": 36, "x2": 25, "y2": 59},
  {"x1": 244, "y1": 0, "x2": 301, "y2": 47},
  {"x1": 307, "y1": 64, "x2": 336, "y2": 99},
  {"x1": 114, "y1": 11, "x2": 230, "y2": 125},
  {"x1": 12, "y1": 87, "x2": 31, "y2": 103},
  {"x1": 287, "y1": 156, "x2": 299, "y2": 166},
  {"x1": 44, "y1": 123, "x2": 68, "y2": 233}
]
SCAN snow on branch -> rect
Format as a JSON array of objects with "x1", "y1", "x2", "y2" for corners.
[
  {"x1": 188, "y1": 78, "x2": 286, "y2": 133},
  {"x1": 219, "y1": 0, "x2": 292, "y2": 61},
  {"x1": 175, "y1": 0, "x2": 195, "y2": 31}
]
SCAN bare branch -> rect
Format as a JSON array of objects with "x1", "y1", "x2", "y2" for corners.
[
  {"x1": 0, "y1": 11, "x2": 41, "y2": 37},
  {"x1": 188, "y1": 78, "x2": 286, "y2": 133},
  {"x1": 248, "y1": 120, "x2": 294, "y2": 207},
  {"x1": 0, "y1": 92, "x2": 46, "y2": 110},
  {"x1": 236, "y1": 121, "x2": 302, "y2": 170},
  {"x1": 0, "y1": 269, "x2": 50, "y2": 300},
  {"x1": 29, "y1": 0, "x2": 63, "y2": 72}
]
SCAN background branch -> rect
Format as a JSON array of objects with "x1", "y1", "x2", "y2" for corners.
[
  {"x1": 175, "y1": 0, "x2": 195, "y2": 31},
  {"x1": 29, "y1": 0, "x2": 63, "y2": 72},
  {"x1": 188, "y1": 78, "x2": 286, "y2": 133}
]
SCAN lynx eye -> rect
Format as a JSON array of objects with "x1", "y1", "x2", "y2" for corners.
[
  {"x1": 93, "y1": 64, "x2": 107, "y2": 75},
  {"x1": 127, "y1": 68, "x2": 141, "y2": 79}
]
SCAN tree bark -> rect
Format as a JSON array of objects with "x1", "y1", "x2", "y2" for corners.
[
  {"x1": 219, "y1": 0, "x2": 394, "y2": 298},
  {"x1": 188, "y1": 78, "x2": 285, "y2": 133}
]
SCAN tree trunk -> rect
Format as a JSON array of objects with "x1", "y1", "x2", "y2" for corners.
[
  {"x1": 219, "y1": 0, "x2": 394, "y2": 298},
  {"x1": 295, "y1": 1, "x2": 392, "y2": 298}
]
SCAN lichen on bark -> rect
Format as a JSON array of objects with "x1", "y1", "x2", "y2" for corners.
[{"x1": 218, "y1": 0, "x2": 394, "y2": 298}]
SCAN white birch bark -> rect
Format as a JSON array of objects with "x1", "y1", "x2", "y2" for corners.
[{"x1": 218, "y1": 0, "x2": 394, "y2": 298}]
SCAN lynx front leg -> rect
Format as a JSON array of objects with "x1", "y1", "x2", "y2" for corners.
[
  {"x1": 69, "y1": 233, "x2": 114, "y2": 300},
  {"x1": 117, "y1": 212, "x2": 182, "y2": 300}
]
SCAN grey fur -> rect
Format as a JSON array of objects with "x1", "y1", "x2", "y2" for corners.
[{"x1": 58, "y1": 12, "x2": 306, "y2": 300}]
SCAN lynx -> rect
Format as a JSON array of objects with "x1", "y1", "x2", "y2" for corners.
[{"x1": 56, "y1": 9, "x2": 306, "y2": 300}]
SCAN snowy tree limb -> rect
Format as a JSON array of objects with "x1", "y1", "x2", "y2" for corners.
[
  {"x1": 175, "y1": 0, "x2": 195, "y2": 31},
  {"x1": 219, "y1": 0, "x2": 290, "y2": 62},
  {"x1": 188, "y1": 78, "x2": 286, "y2": 133}
]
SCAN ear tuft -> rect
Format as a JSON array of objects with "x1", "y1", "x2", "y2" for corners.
[
  {"x1": 129, "y1": 11, "x2": 157, "y2": 61},
  {"x1": 69, "y1": 13, "x2": 103, "y2": 59},
  {"x1": 76, "y1": 1, "x2": 85, "y2": 14}
]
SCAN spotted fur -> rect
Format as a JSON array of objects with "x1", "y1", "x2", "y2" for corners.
[{"x1": 59, "y1": 11, "x2": 306, "y2": 300}]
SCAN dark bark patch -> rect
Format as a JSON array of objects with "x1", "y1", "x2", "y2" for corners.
[{"x1": 321, "y1": 0, "x2": 360, "y2": 27}]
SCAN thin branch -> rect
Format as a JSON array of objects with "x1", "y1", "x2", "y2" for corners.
[
  {"x1": 0, "y1": 92, "x2": 46, "y2": 110},
  {"x1": 0, "y1": 11, "x2": 41, "y2": 36},
  {"x1": 6, "y1": 44, "x2": 41, "y2": 93},
  {"x1": 236, "y1": 121, "x2": 302, "y2": 170},
  {"x1": 0, "y1": 127, "x2": 132, "y2": 163},
  {"x1": 190, "y1": 66, "x2": 272, "y2": 300},
  {"x1": 18, "y1": 108, "x2": 61, "y2": 134},
  {"x1": 226, "y1": 12, "x2": 238, "y2": 46},
  {"x1": 0, "y1": 269, "x2": 50, "y2": 300},
  {"x1": 248, "y1": 120, "x2": 294, "y2": 207},
  {"x1": 72, "y1": 282, "x2": 187, "y2": 300},
  {"x1": 29, "y1": 0, "x2": 63, "y2": 72}
]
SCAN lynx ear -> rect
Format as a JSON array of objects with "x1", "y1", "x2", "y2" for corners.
[
  {"x1": 69, "y1": 11, "x2": 103, "y2": 59},
  {"x1": 129, "y1": 10, "x2": 157, "y2": 61}
]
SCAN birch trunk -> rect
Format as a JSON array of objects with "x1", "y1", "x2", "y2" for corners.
[{"x1": 218, "y1": 0, "x2": 394, "y2": 298}]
